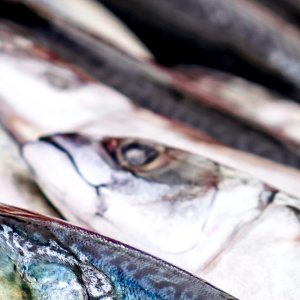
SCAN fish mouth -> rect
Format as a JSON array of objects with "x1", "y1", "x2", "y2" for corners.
[{"x1": 36, "y1": 133, "x2": 116, "y2": 187}]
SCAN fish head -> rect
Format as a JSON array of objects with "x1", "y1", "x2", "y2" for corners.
[
  {"x1": 21, "y1": 133, "x2": 269, "y2": 271},
  {"x1": 21, "y1": 132, "x2": 220, "y2": 212}
]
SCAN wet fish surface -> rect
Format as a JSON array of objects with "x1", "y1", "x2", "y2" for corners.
[
  {"x1": 6, "y1": 0, "x2": 152, "y2": 60},
  {"x1": 0, "y1": 203, "x2": 237, "y2": 299},
  {"x1": 97, "y1": 0, "x2": 300, "y2": 99},
  {"x1": 2, "y1": 19, "x2": 300, "y2": 197},
  {"x1": 174, "y1": 64, "x2": 300, "y2": 152},
  {"x1": 0, "y1": 2, "x2": 300, "y2": 299},
  {"x1": 1, "y1": 17, "x2": 300, "y2": 171},
  {"x1": 21, "y1": 133, "x2": 300, "y2": 299}
]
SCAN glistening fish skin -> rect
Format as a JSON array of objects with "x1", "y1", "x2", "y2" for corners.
[
  {"x1": 2, "y1": 19, "x2": 300, "y2": 170},
  {"x1": 2, "y1": 20, "x2": 300, "y2": 199},
  {"x1": 0, "y1": 203, "x2": 237, "y2": 300},
  {"x1": 8, "y1": 0, "x2": 152, "y2": 60},
  {"x1": 21, "y1": 133, "x2": 300, "y2": 299},
  {"x1": 174, "y1": 65, "x2": 300, "y2": 153},
  {"x1": 98, "y1": 0, "x2": 300, "y2": 99}
]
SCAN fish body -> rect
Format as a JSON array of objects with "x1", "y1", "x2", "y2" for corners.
[
  {"x1": 203, "y1": 203, "x2": 300, "y2": 299},
  {"x1": 3, "y1": 19, "x2": 300, "y2": 178},
  {"x1": 5, "y1": 0, "x2": 152, "y2": 60},
  {"x1": 21, "y1": 133, "x2": 300, "y2": 299},
  {"x1": 2, "y1": 19, "x2": 300, "y2": 198},
  {"x1": 0, "y1": 4, "x2": 300, "y2": 299},
  {"x1": 98, "y1": 0, "x2": 300, "y2": 99},
  {"x1": 252, "y1": 0, "x2": 300, "y2": 27},
  {"x1": 173, "y1": 65, "x2": 300, "y2": 153},
  {"x1": 0, "y1": 203, "x2": 236, "y2": 299}
]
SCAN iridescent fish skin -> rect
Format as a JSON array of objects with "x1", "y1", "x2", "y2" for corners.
[{"x1": 0, "y1": 203, "x2": 237, "y2": 300}]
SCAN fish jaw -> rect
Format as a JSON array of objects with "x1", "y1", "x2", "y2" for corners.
[{"x1": 22, "y1": 133, "x2": 272, "y2": 274}]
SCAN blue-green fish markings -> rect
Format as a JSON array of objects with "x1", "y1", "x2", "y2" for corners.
[{"x1": 0, "y1": 204, "x2": 237, "y2": 299}]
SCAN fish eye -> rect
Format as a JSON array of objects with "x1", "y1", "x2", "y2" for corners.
[{"x1": 120, "y1": 142, "x2": 159, "y2": 167}]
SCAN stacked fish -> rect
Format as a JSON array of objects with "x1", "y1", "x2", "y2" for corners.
[{"x1": 1, "y1": 0, "x2": 300, "y2": 299}]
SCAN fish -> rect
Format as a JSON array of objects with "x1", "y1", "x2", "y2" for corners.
[
  {"x1": 3, "y1": 0, "x2": 152, "y2": 60},
  {"x1": 20, "y1": 132, "x2": 300, "y2": 299},
  {"x1": 2, "y1": 18, "x2": 300, "y2": 174},
  {"x1": 0, "y1": 122, "x2": 59, "y2": 217},
  {"x1": 0, "y1": 203, "x2": 237, "y2": 299},
  {"x1": 2, "y1": 19, "x2": 300, "y2": 198},
  {"x1": 173, "y1": 64, "x2": 300, "y2": 152},
  {"x1": 97, "y1": 0, "x2": 300, "y2": 100},
  {"x1": 0, "y1": 4, "x2": 299, "y2": 299},
  {"x1": 202, "y1": 203, "x2": 300, "y2": 299}
]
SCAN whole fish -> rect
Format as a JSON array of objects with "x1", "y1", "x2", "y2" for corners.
[
  {"x1": 0, "y1": 5, "x2": 299, "y2": 300},
  {"x1": 0, "y1": 203, "x2": 236, "y2": 299},
  {"x1": 20, "y1": 133, "x2": 300, "y2": 299}
]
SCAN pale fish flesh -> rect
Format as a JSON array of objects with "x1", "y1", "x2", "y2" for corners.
[
  {"x1": 0, "y1": 203, "x2": 237, "y2": 299},
  {"x1": 21, "y1": 133, "x2": 300, "y2": 299}
]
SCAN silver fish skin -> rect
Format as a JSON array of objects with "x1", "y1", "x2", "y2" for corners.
[
  {"x1": 2, "y1": 16, "x2": 300, "y2": 171},
  {"x1": 5, "y1": 0, "x2": 152, "y2": 60},
  {"x1": 21, "y1": 133, "x2": 300, "y2": 299},
  {"x1": 202, "y1": 203, "x2": 300, "y2": 299},
  {"x1": 98, "y1": 0, "x2": 300, "y2": 99},
  {"x1": 0, "y1": 203, "x2": 237, "y2": 300},
  {"x1": 14, "y1": 12, "x2": 300, "y2": 169},
  {"x1": 2, "y1": 20, "x2": 300, "y2": 198},
  {"x1": 173, "y1": 65, "x2": 300, "y2": 153}
]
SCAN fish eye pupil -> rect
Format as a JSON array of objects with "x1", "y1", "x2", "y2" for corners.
[{"x1": 121, "y1": 142, "x2": 159, "y2": 167}]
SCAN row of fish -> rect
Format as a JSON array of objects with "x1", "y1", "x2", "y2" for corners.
[{"x1": 1, "y1": 0, "x2": 300, "y2": 299}]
